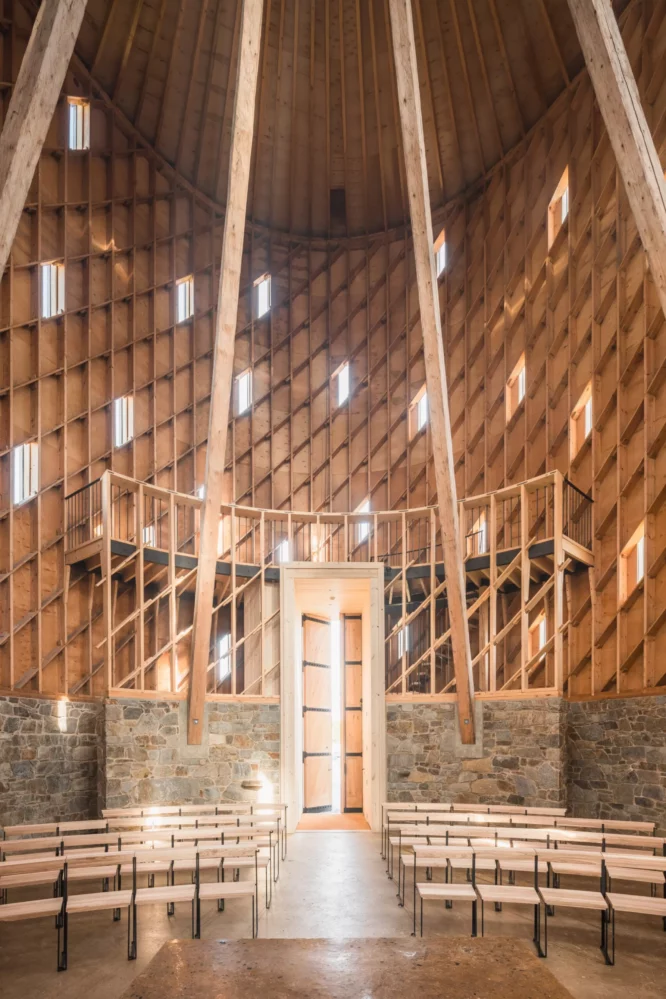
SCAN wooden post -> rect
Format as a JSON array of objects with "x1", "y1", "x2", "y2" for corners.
[
  {"x1": 188, "y1": 0, "x2": 264, "y2": 743},
  {"x1": 0, "y1": 0, "x2": 89, "y2": 277},
  {"x1": 101, "y1": 471, "x2": 113, "y2": 693},
  {"x1": 567, "y1": 0, "x2": 666, "y2": 319},
  {"x1": 388, "y1": 0, "x2": 475, "y2": 741}
]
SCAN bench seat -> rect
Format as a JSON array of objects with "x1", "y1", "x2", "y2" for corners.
[
  {"x1": 475, "y1": 884, "x2": 540, "y2": 905},
  {"x1": 539, "y1": 887, "x2": 607, "y2": 911},
  {"x1": 135, "y1": 884, "x2": 196, "y2": 906},
  {"x1": 67, "y1": 890, "x2": 133, "y2": 914},
  {"x1": 606, "y1": 865, "x2": 664, "y2": 885},
  {"x1": 198, "y1": 881, "x2": 256, "y2": 900},
  {"x1": 606, "y1": 893, "x2": 666, "y2": 916},
  {"x1": 0, "y1": 897, "x2": 63, "y2": 921},
  {"x1": 416, "y1": 882, "x2": 477, "y2": 902},
  {"x1": 0, "y1": 869, "x2": 61, "y2": 890}
]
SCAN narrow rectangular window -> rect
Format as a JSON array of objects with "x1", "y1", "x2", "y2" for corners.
[
  {"x1": 68, "y1": 98, "x2": 90, "y2": 151},
  {"x1": 236, "y1": 369, "x2": 252, "y2": 415},
  {"x1": 467, "y1": 509, "x2": 488, "y2": 556},
  {"x1": 335, "y1": 362, "x2": 350, "y2": 406},
  {"x1": 548, "y1": 167, "x2": 569, "y2": 246},
  {"x1": 142, "y1": 524, "x2": 156, "y2": 547},
  {"x1": 356, "y1": 498, "x2": 370, "y2": 544},
  {"x1": 176, "y1": 276, "x2": 194, "y2": 323},
  {"x1": 434, "y1": 229, "x2": 446, "y2": 277},
  {"x1": 584, "y1": 396, "x2": 592, "y2": 436},
  {"x1": 636, "y1": 534, "x2": 645, "y2": 583},
  {"x1": 254, "y1": 273, "x2": 271, "y2": 319},
  {"x1": 570, "y1": 382, "x2": 592, "y2": 458},
  {"x1": 561, "y1": 185, "x2": 569, "y2": 223},
  {"x1": 277, "y1": 538, "x2": 290, "y2": 563},
  {"x1": 41, "y1": 262, "x2": 65, "y2": 318},
  {"x1": 417, "y1": 392, "x2": 428, "y2": 431},
  {"x1": 12, "y1": 442, "x2": 39, "y2": 506},
  {"x1": 398, "y1": 625, "x2": 410, "y2": 658},
  {"x1": 218, "y1": 633, "x2": 232, "y2": 682},
  {"x1": 528, "y1": 612, "x2": 548, "y2": 660},
  {"x1": 506, "y1": 354, "x2": 526, "y2": 422},
  {"x1": 620, "y1": 522, "x2": 645, "y2": 603},
  {"x1": 410, "y1": 385, "x2": 428, "y2": 437},
  {"x1": 113, "y1": 396, "x2": 134, "y2": 448}
]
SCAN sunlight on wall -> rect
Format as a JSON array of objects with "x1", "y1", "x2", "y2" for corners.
[
  {"x1": 57, "y1": 698, "x2": 68, "y2": 733},
  {"x1": 256, "y1": 772, "x2": 274, "y2": 804}
]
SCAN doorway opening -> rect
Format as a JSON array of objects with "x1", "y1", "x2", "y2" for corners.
[
  {"x1": 301, "y1": 614, "x2": 364, "y2": 820},
  {"x1": 280, "y1": 564, "x2": 386, "y2": 833}
]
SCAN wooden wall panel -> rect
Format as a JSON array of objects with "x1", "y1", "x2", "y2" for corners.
[{"x1": 0, "y1": 2, "x2": 664, "y2": 700}]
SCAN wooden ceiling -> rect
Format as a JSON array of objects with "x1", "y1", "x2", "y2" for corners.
[{"x1": 74, "y1": 0, "x2": 629, "y2": 238}]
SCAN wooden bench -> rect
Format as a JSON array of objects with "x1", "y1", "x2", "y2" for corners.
[
  {"x1": 416, "y1": 881, "x2": 478, "y2": 937},
  {"x1": 0, "y1": 895, "x2": 66, "y2": 970},
  {"x1": 537, "y1": 886, "x2": 609, "y2": 959},
  {"x1": 196, "y1": 880, "x2": 258, "y2": 938},
  {"x1": 605, "y1": 892, "x2": 666, "y2": 965}
]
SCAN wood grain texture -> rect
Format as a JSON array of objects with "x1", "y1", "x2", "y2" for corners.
[
  {"x1": 387, "y1": 0, "x2": 475, "y2": 742},
  {"x1": 568, "y1": 0, "x2": 666, "y2": 319},
  {"x1": 0, "y1": 0, "x2": 88, "y2": 277}
]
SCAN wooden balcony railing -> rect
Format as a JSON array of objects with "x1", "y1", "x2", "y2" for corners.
[{"x1": 64, "y1": 470, "x2": 593, "y2": 701}]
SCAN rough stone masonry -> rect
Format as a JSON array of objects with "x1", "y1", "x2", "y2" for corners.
[
  {"x1": 101, "y1": 698, "x2": 280, "y2": 810},
  {"x1": 386, "y1": 698, "x2": 567, "y2": 808},
  {"x1": 0, "y1": 696, "x2": 102, "y2": 827},
  {"x1": 2, "y1": 692, "x2": 666, "y2": 830}
]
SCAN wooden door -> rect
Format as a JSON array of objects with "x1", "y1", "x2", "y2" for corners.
[
  {"x1": 342, "y1": 614, "x2": 363, "y2": 812},
  {"x1": 302, "y1": 614, "x2": 332, "y2": 813}
]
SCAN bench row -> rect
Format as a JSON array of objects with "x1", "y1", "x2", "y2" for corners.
[
  {"x1": 406, "y1": 851, "x2": 665, "y2": 965},
  {"x1": 0, "y1": 851, "x2": 262, "y2": 971}
]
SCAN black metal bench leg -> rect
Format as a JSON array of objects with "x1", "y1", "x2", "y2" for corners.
[
  {"x1": 218, "y1": 866, "x2": 225, "y2": 912},
  {"x1": 471, "y1": 900, "x2": 477, "y2": 938},
  {"x1": 128, "y1": 901, "x2": 137, "y2": 961},
  {"x1": 57, "y1": 911, "x2": 68, "y2": 972}
]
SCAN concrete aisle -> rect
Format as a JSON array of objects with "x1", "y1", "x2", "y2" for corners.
[{"x1": 262, "y1": 831, "x2": 408, "y2": 938}]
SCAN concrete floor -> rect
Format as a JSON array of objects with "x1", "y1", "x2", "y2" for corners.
[{"x1": 1, "y1": 831, "x2": 665, "y2": 999}]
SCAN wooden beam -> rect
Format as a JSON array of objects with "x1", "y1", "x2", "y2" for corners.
[
  {"x1": 567, "y1": 0, "x2": 666, "y2": 319},
  {"x1": 387, "y1": 0, "x2": 475, "y2": 743},
  {"x1": 0, "y1": 0, "x2": 88, "y2": 277},
  {"x1": 188, "y1": 0, "x2": 264, "y2": 744}
]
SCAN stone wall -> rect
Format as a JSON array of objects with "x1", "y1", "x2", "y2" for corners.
[
  {"x1": 101, "y1": 698, "x2": 280, "y2": 810},
  {"x1": 567, "y1": 695, "x2": 666, "y2": 832},
  {"x1": 4, "y1": 691, "x2": 666, "y2": 828},
  {"x1": 0, "y1": 696, "x2": 103, "y2": 826},
  {"x1": 386, "y1": 698, "x2": 566, "y2": 808}
]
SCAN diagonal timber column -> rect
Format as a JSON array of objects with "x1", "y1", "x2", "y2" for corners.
[
  {"x1": 188, "y1": 0, "x2": 264, "y2": 744},
  {"x1": 568, "y1": 0, "x2": 666, "y2": 319},
  {"x1": 0, "y1": 0, "x2": 88, "y2": 277},
  {"x1": 388, "y1": 0, "x2": 475, "y2": 742}
]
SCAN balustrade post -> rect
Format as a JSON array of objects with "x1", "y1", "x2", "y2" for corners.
[
  {"x1": 489, "y1": 494, "x2": 497, "y2": 691},
  {"x1": 136, "y1": 483, "x2": 145, "y2": 691},
  {"x1": 260, "y1": 512, "x2": 265, "y2": 694},
  {"x1": 231, "y1": 509, "x2": 236, "y2": 695},
  {"x1": 553, "y1": 471, "x2": 564, "y2": 692},
  {"x1": 101, "y1": 471, "x2": 113, "y2": 693},
  {"x1": 168, "y1": 493, "x2": 177, "y2": 693},
  {"x1": 520, "y1": 485, "x2": 529, "y2": 692},
  {"x1": 430, "y1": 507, "x2": 436, "y2": 693}
]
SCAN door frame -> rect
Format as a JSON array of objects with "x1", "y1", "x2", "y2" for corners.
[{"x1": 280, "y1": 563, "x2": 386, "y2": 832}]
